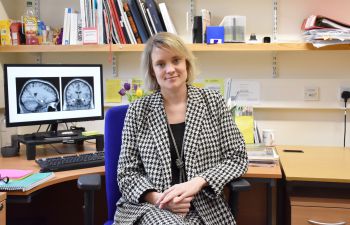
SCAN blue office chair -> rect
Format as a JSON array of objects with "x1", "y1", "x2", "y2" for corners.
[{"x1": 78, "y1": 105, "x2": 250, "y2": 225}]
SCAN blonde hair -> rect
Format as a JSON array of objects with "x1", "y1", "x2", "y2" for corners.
[{"x1": 141, "y1": 32, "x2": 197, "y2": 91}]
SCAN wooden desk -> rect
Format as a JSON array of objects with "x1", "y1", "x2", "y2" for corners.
[
  {"x1": 0, "y1": 144, "x2": 103, "y2": 199},
  {"x1": 277, "y1": 146, "x2": 350, "y2": 225},
  {"x1": 0, "y1": 192, "x2": 6, "y2": 225},
  {"x1": 1, "y1": 144, "x2": 281, "y2": 225}
]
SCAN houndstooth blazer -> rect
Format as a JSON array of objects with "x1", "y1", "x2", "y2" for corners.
[{"x1": 114, "y1": 85, "x2": 248, "y2": 225}]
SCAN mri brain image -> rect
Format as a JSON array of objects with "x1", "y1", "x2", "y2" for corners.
[
  {"x1": 19, "y1": 79, "x2": 60, "y2": 113},
  {"x1": 63, "y1": 78, "x2": 94, "y2": 111}
]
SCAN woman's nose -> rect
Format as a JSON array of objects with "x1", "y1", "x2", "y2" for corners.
[{"x1": 165, "y1": 64, "x2": 175, "y2": 73}]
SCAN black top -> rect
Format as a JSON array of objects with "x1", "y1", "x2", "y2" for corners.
[{"x1": 168, "y1": 122, "x2": 186, "y2": 185}]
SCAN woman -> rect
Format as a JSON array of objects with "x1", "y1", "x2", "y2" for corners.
[{"x1": 114, "y1": 32, "x2": 248, "y2": 225}]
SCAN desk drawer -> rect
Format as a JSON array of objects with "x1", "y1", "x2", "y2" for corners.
[{"x1": 291, "y1": 197, "x2": 350, "y2": 225}]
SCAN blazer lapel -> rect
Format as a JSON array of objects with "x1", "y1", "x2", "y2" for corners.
[
  {"x1": 184, "y1": 86, "x2": 206, "y2": 179},
  {"x1": 147, "y1": 92, "x2": 172, "y2": 188}
]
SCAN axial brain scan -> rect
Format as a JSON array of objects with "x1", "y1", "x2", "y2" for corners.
[
  {"x1": 19, "y1": 79, "x2": 60, "y2": 113},
  {"x1": 63, "y1": 78, "x2": 94, "y2": 111}
]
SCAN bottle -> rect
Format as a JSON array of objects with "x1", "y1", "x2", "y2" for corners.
[{"x1": 22, "y1": 1, "x2": 39, "y2": 45}]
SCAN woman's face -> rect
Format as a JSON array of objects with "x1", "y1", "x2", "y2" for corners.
[{"x1": 151, "y1": 47, "x2": 188, "y2": 92}]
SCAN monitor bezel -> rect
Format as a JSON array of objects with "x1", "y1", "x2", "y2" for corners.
[{"x1": 4, "y1": 64, "x2": 104, "y2": 128}]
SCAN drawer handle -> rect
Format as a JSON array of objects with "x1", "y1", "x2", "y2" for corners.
[
  {"x1": 308, "y1": 220, "x2": 346, "y2": 225},
  {"x1": 0, "y1": 203, "x2": 3, "y2": 211}
]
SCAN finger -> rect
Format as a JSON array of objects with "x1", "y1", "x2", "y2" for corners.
[
  {"x1": 169, "y1": 202, "x2": 191, "y2": 210},
  {"x1": 172, "y1": 207, "x2": 190, "y2": 213},
  {"x1": 156, "y1": 186, "x2": 175, "y2": 205},
  {"x1": 173, "y1": 193, "x2": 193, "y2": 204},
  {"x1": 175, "y1": 196, "x2": 193, "y2": 204},
  {"x1": 160, "y1": 190, "x2": 183, "y2": 205}
]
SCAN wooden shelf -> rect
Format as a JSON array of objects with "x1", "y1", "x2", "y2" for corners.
[{"x1": 1, "y1": 43, "x2": 350, "y2": 53}]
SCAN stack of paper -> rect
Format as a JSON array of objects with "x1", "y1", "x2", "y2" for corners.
[
  {"x1": 246, "y1": 145, "x2": 279, "y2": 167},
  {"x1": 302, "y1": 15, "x2": 350, "y2": 48}
]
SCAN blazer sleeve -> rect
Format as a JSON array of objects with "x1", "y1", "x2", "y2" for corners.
[
  {"x1": 117, "y1": 102, "x2": 157, "y2": 204},
  {"x1": 198, "y1": 93, "x2": 248, "y2": 198}
]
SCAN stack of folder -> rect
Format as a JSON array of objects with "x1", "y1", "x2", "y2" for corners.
[{"x1": 302, "y1": 15, "x2": 350, "y2": 48}]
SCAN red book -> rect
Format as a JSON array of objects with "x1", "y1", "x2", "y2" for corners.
[{"x1": 108, "y1": 0, "x2": 126, "y2": 43}]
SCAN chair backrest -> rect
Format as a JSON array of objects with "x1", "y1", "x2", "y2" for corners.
[{"x1": 104, "y1": 105, "x2": 129, "y2": 221}]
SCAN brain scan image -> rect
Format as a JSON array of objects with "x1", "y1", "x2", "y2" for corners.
[
  {"x1": 19, "y1": 79, "x2": 60, "y2": 113},
  {"x1": 63, "y1": 78, "x2": 94, "y2": 111}
]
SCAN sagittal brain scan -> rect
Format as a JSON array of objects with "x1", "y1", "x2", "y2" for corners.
[
  {"x1": 63, "y1": 78, "x2": 94, "y2": 111},
  {"x1": 19, "y1": 79, "x2": 60, "y2": 113}
]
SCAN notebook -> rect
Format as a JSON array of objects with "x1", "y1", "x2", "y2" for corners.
[
  {"x1": 0, "y1": 172, "x2": 55, "y2": 191},
  {"x1": 0, "y1": 169, "x2": 33, "y2": 180}
]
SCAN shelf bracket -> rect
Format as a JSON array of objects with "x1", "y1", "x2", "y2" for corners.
[
  {"x1": 272, "y1": 52, "x2": 278, "y2": 78},
  {"x1": 35, "y1": 53, "x2": 42, "y2": 64},
  {"x1": 112, "y1": 54, "x2": 118, "y2": 77},
  {"x1": 187, "y1": 0, "x2": 195, "y2": 33},
  {"x1": 272, "y1": 0, "x2": 278, "y2": 41}
]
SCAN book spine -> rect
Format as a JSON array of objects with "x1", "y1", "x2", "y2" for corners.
[
  {"x1": 123, "y1": 2, "x2": 142, "y2": 44},
  {"x1": 108, "y1": 0, "x2": 126, "y2": 43},
  {"x1": 128, "y1": 0, "x2": 149, "y2": 43},
  {"x1": 145, "y1": 0, "x2": 164, "y2": 33}
]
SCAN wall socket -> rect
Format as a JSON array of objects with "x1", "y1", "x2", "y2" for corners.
[
  {"x1": 304, "y1": 86, "x2": 320, "y2": 101},
  {"x1": 338, "y1": 86, "x2": 350, "y2": 101}
]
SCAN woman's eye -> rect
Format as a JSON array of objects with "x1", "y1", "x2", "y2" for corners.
[
  {"x1": 173, "y1": 58, "x2": 180, "y2": 64},
  {"x1": 156, "y1": 63, "x2": 165, "y2": 68}
]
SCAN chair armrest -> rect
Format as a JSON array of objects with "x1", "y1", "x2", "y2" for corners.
[
  {"x1": 77, "y1": 174, "x2": 101, "y2": 191},
  {"x1": 226, "y1": 178, "x2": 251, "y2": 218},
  {"x1": 228, "y1": 178, "x2": 251, "y2": 192}
]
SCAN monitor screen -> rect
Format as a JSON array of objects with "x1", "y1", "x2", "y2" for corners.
[{"x1": 4, "y1": 64, "x2": 104, "y2": 128}]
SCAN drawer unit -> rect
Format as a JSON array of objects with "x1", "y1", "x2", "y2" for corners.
[
  {"x1": 291, "y1": 196, "x2": 350, "y2": 225},
  {"x1": 0, "y1": 192, "x2": 6, "y2": 225}
]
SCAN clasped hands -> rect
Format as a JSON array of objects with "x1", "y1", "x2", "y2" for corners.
[{"x1": 144, "y1": 177, "x2": 207, "y2": 216}]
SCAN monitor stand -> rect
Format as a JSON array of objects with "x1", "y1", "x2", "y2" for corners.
[{"x1": 16, "y1": 128, "x2": 104, "y2": 160}]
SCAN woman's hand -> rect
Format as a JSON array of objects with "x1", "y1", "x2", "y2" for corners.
[
  {"x1": 143, "y1": 190, "x2": 193, "y2": 215},
  {"x1": 156, "y1": 177, "x2": 208, "y2": 209}
]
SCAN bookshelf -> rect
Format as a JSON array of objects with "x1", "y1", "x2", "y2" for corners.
[
  {"x1": 1, "y1": 43, "x2": 350, "y2": 53},
  {"x1": 0, "y1": 0, "x2": 350, "y2": 147}
]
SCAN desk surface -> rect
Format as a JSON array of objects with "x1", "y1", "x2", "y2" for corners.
[
  {"x1": 276, "y1": 145, "x2": 350, "y2": 183},
  {"x1": 0, "y1": 192, "x2": 5, "y2": 201},
  {"x1": 0, "y1": 144, "x2": 104, "y2": 196},
  {"x1": 0, "y1": 144, "x2": 281, "y2": 196}
]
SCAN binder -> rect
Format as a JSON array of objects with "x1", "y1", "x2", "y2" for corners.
[
  {"x1": 0, "y1": 172, "x2": 54, "y2": 192},
  {"x1": 302, "y1": 15, "x2": 350, "y2": 30}
]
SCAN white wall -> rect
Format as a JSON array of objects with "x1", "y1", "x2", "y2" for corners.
[{"x1": 0, "y1": 0, "x2": 350, "y2": 147}]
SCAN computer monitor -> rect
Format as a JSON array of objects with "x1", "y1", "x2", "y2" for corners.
[{"x1": 3, "y1": 64, "x2": 104, "y2": 132}]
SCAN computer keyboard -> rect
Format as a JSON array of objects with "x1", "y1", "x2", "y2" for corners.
[{"x1": 35, "y1": 151, "x2": 105, "y2": 172}]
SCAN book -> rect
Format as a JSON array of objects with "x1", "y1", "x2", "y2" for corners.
[
  {"x1": 62, "y1": 8, "x2": 72, "y2": 45},
  {"x1": 136, "y1": 0, "x2": 154, "y2": 37},
  {"x1": 0, "y1": 169, "x2": 33, "y2": 180},
  {"x1": 128, "y1": 0, "x2": 149, "y2": 43},
  {"x1": 0, "y1": 172, "x2": 54, "y2": 192},
  {"x1": 158, "y1": 2, "x2": 177, "y2": 34},
  {"x1": 302, "y1": 15, "x2": 350, "y2": 31},
  {"x1": 145, "y1": 0, "x2": 165, "y2": 33},
  {"x1": 123, "y1": 2, "x2": 142, "y2": 44}
]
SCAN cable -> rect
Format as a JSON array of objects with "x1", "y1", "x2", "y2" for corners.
[
  {"x1": 341, "y1": 91, "x2": 350, "y2": 148},
  {"x1": 344, "y1": 100, "x2": 347, "y2": 148}
]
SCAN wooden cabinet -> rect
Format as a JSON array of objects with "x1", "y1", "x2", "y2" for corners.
[
  {"x1": 291, "y1": 197, "x2": 350, "y2": 225},
  {"x1": 0, "y1": 192, "x2": 6, "y2": 225}
]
